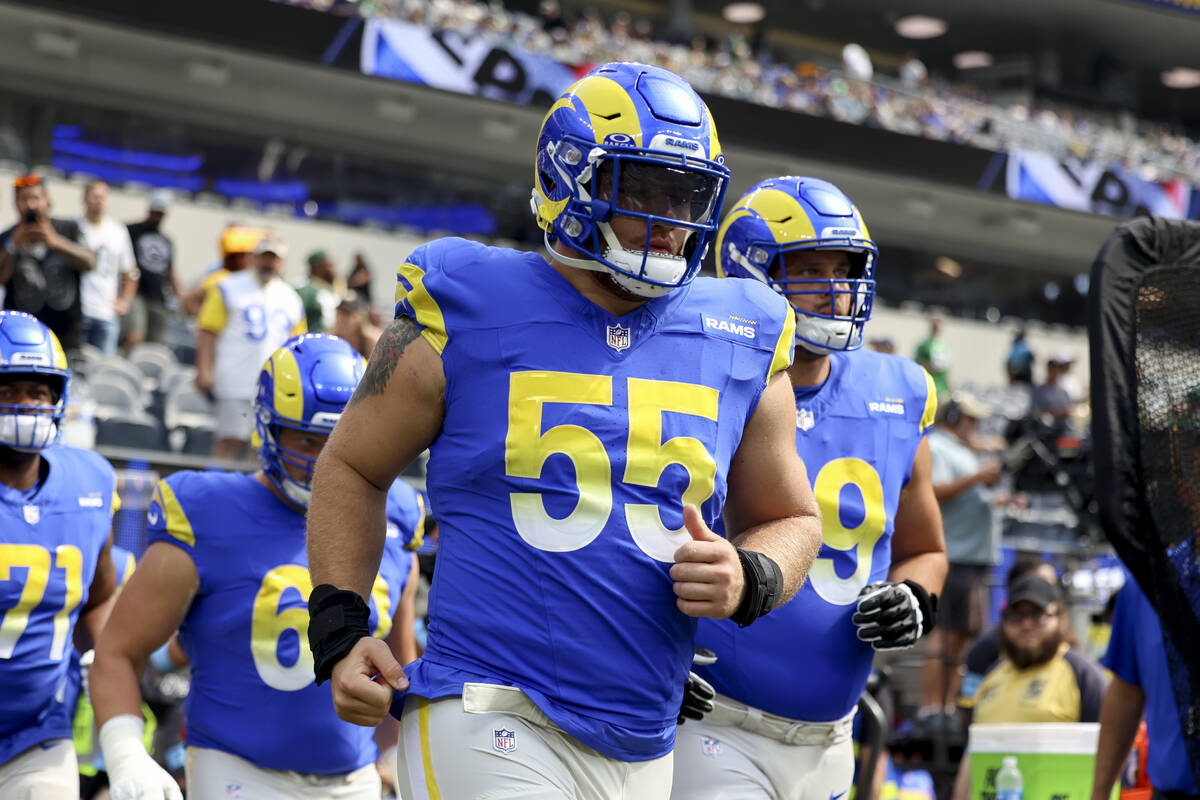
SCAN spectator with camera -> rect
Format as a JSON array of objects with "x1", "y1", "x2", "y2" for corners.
[
  {"x1": 916, "y1": 393, "x2": 1004, "y2": 738},
  {"x1": 0, "y1": 174, "x2": 96, "y2": 351}
]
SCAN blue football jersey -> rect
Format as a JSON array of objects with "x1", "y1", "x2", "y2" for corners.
[
  {"x1": 146, "y1": 470, "x2": 416, "y2": 774},
  {"x1": 386, "y1": 479, "x2": 426, "y2": 553},
  {"x1": 0, "y1": 446, "x2": 117, "y2": 764},
  {"x1": 391, "y1": 238, "x2": 794, "y2": 760},
  {"x1": 696, "y1": 349, "x2": 936, "y2": 721}
]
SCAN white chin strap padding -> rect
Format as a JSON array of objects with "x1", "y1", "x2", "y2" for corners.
[
  {"x1": 281, "y1": 477, "x2": 312, "y2": 509},
  {"x1": 796, "y1": 314, "x2": 858, "y2": 355},
  {"x1": 0, "y1": 413, "x2": 58, "y2": 452}
]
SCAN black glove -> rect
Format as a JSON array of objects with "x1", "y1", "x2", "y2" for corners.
[
  {"x1": 678, "y1": 647, "x2": 717, "y2": 725},
  {"x1": 852, "y1": 580, "x2": 937, "y2": 651}
]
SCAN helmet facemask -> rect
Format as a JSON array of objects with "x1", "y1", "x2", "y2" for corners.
[
  {"x1": 541, "y1": 135, "x2": 728, "y2": 298},
  {"x1": 730, "y1": 240, "x2": 876, "y2": 355},
  {"x1": 256, "y1": 408, "x2": 338, "y2": 510},
  {"x1": 0, "y1": 374, "x2": 67, "y2": 453}
]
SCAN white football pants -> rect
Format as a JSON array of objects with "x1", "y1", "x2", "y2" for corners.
[
  {"x1": 186, "y1": 746, "x2": 381, "y2": 799},
  {"x1": 670, "y1": 694, "x2": 856, "y2": 800},
  {"x1": 0, "y1": 738, "x2": 78, "y2": 800},
  {"x1": 397, "y1": 683, "x2": 674, "y2": 800}
]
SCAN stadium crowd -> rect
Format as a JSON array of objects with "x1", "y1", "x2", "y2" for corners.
[{"x1": 281, "y1": 0, "x2": 1200, "y2": 183}]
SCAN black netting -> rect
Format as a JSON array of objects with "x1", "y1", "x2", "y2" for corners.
[{"x1": 1089, "y1": 218, "x2": 1200, "y2": 787}]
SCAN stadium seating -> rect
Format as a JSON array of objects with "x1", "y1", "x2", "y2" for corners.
[{"x1": 163, "y1": 384, "x2": 218, "y2": 455}]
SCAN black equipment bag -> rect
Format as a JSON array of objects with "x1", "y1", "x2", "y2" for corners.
[{"x1": 1089, "y1": 216, "x2": 1200, "y2": 787}]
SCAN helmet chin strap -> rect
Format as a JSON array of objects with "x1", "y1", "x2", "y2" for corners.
[
  {"x1": 796, "y1": 314, "x2": 860, "y2": 355},
  {"x1": 280, "y1": 477, "x2": 312, "y2": 509}
]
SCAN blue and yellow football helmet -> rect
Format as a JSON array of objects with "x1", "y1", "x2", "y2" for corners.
[
  {"x1": 716, "y1": 176, "x2": 878, "y2": 354},
  {"x1": 255, "y1": 333, "x2": 365, "y2": 508},
  {"x1": 531, "y1": 61, "x2": 730, "y2": 298},
  {"x1": 0, "y1": 310, "x2": 70, "y2": 452}
]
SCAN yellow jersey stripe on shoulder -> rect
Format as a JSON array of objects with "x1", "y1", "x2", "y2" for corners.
[
  {"x1": 111, "y1": 489, "x2": 121, "y2": 515},
  {"x1": 119, "y1": 553, "x2": 136, "y2": 586},
  {"x1": 407, "y1": 492, "x2": 427, "y2": 552},
  {"x1": 396, "y1": 262, "x2": 448, "y2": 355},
  {"x1": 768, "y1": 308, "x2": 797, "y2": 380},
  {"x1": 920, "y1": 369, "x2": 938, "y2": 432},
  {"x1": 152, "y1": 481, "x2": 196, "y2": 548},
  {"x1": 196, "y1": 285, "x2": 228, "y2": 334},
  {"x1": 418, "y1": 698, "x2": 442, "y2": 799}
]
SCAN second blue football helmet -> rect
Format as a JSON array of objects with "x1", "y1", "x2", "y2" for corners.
[
  {"x1": 532, "y1": 61, "x2": 730, "y2": 298},
  {"x1": 0, "y1": 311, "x2": 70, "y2": 452},
  {"x1": 255, "y1": 334, "x2": 365, "y2": 509},
  {"x1": 717, "y1": 177, "x2": 878, "y2": 354}
]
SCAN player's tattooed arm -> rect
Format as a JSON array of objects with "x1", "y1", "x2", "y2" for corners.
[{"x1": 349, "y1": 316, "x2": 422, "y2": 407}]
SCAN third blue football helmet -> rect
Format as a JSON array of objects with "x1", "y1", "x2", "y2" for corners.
[
  {"x1": 717, "y1": 177, "x2": 878, "y2": 354},
  {"x1": 255, "y1": 333, "x2": 364, "y2": 509},
  {"x1": 531, "y1": 62, "x2": 730, "y2": 298},
  {"x1": 0, "y1": 311, "x2": 70, "y2": 452}
]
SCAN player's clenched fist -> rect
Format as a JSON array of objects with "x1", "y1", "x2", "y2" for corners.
[
  {"x1": 330, "y1": 637, "x2": 409, "y2": 727},
  {"x1": 670, "y1": 505, "x2": 746, "y2": 619}
]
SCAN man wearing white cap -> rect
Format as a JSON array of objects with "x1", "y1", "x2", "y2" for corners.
[
  {"x1": 195, "y1": 234, "x2": 305, "y2": 460},
  {"x1": 1032, "y1": 351, "x2": 1077, "y2": 427},
  {"x1": 125, "y1": 191, "x2": 177, "y2": 348}
]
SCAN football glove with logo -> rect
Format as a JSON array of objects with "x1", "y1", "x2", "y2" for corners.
[
  {"x1": 852, "y1": 580, "x2": 937, "y2": 651},
  {"x1": 678, "y1": 647, "x2": 717, "y2": 725}
]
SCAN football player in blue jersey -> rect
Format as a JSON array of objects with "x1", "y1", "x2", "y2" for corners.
[
  {"x1": 671, "y1": 177, "x2": 949, "y2": 799},
  {"x1": 305, "y1": 62, "x2": 824, "y2": 799},
  {"x1": 90, "y1": 334, "x2": 423, "y2": 800},
  {"x1": 0, "y1": 310, "x2": 121, "y2": 797}
]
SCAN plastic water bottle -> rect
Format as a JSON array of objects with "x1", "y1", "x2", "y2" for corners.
[{"x1": 995, "y1": 755, "x2": 1024, "y2": 800}]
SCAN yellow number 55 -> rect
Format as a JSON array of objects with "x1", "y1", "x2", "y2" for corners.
[{"x1": 505, "y1": 370, "x2": 719, "y2": 562}]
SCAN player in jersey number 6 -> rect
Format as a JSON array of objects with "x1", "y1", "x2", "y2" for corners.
[
  {"x1": 672, "y1": 177, "x2": 947, "y2": 800},
  {"x1": 91, "y1": 334, "x2": 424, "y2": 800},
  {"x1": 0, "y1": 311, "x2": 121, "y2": 798},
  {"x1": 305, "y1": 62, "x2": 822, "y2": 799}
]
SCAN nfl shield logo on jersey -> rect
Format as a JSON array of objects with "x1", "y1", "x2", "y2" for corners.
[
  {"x1": 701, "y1": 737, "x2": 722, "y2": 757},
  {"x1": 606, "y1": 324, "x2": 631, "y2": 351},
  {"x1": 493, "y1": 728, "x2": 517, "y2": 753},
  {"x1": 23, "y1": 504, "x2": 39, "y2": 524},
  {"x1": 796, "y1": 408, "x2": 815, "y2": 431}
]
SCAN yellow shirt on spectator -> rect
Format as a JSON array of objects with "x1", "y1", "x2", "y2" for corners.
[{"x1": 972, "y1": 643, "x2": 1107, "y2": 724}]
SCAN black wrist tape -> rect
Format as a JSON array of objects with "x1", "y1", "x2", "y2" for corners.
[
  {"x1": 730, "y1": 549, "x2": 783, "y2": 627},
  {"x1": 901, "y1": 579, "x2": 938, "y2": 637},
  {"x1": 308, "y1": 584, "x2": 372, "y2": 685}
]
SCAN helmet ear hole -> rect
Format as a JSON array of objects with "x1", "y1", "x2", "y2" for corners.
[
  {"x1": 849, "y1": 251, "x2": 870, "y2": 280},
  {"x1": 540, "y1": 170, "x2": 557, "y2": 195}
]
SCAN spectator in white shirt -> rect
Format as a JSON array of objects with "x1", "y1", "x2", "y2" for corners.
[{"x1": 77, "y1": 181, "x2": 138, "y2": 355}]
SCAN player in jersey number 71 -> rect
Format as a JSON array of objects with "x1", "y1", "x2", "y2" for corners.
[
  {"x1": 0, "y1": 310, "x2": 121, "y2": 798},
  {"x1": 91, "y1": 334, "x2": 424, "y2": 800},
  {"x1": 305, "y1": 62, "x2": 823, "y2": 800},
  {"x1": 671, "y1": 177, "x2": 948, "y2": 800}
]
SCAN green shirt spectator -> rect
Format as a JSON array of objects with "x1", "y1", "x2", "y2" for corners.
[
  {"x1": 296, "y1": 249, "x2": 340, "y2": 333},
  {"x1": 915, "y1": 317, "x2": 951, "y2": 397}
]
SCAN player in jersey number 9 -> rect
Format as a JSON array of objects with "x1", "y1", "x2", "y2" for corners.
[
  {"x1": 670, "y1": 178, "x2": 948, "y2": 800},
  {"x1": 305, "y1": 62, "x2": 823, "y2": 799},
  {"x1": 91, "y1": 334, "x2": 423, "y2": 800},
  {"x1": 0, "y1": 310, "x2": 121, "y2": 798}
]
